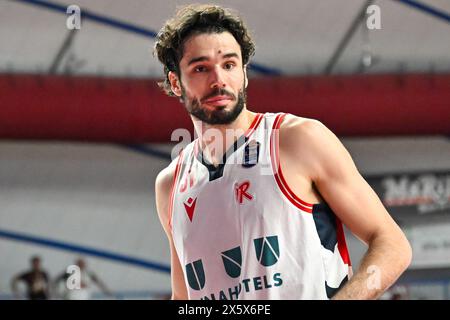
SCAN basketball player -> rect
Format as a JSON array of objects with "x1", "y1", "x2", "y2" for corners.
[
  {"x1": 11, "y1": 255, "x2": 50, "y2": 300},
  {"x1": 53, "y1": 258, "x2": 113, "y2": 300},
  {"x1": 154, "y1": 4, "x2": 411, "y2": 300}
]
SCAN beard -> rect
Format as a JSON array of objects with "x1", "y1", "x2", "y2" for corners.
[{"x1": 181, "y1": 85, "x2": 246, "y2": 125}]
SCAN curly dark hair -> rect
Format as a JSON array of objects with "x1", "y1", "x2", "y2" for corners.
[{"x1": 154, "y1": 4, "x2": 255, "y2": 96}]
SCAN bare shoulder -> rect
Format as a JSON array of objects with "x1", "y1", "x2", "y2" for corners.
[
  {"x1": 279, "y1": 114, "x2": 354, "y2": 181},
  {"x1": 155, "y1": 155, "x2": 181, "y2": 232},
  {"x1": 279, "y1": 114, "x2": 335, "y2": 147},
  {"x1": 155, "y1": 159, "x2": 178, "y2": 197}
]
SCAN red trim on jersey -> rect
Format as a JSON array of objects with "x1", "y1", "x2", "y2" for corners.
[
  {"x1": 335, "y1": 217, "x2": 352, "y2": 266},
  {"x1": 245, "y1": 113, "x2": 264, "y2": 138},
  {"x1": 168, "y1": 149, "x2": 184, "y2": 231},
  {"x1": 193, "y1": 139, "x2": 199, "y2": 158},
  {"x1": 270, "y1": 113, "x2": 314, "y2": 213}
]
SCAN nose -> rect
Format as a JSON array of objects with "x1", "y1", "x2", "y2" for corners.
[{"x1": 210, "y1": 65, "x2": 226, "y2": 89}]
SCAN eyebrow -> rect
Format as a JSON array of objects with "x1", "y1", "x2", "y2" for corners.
[
  {"x1": 187, "y1": 52, "x2": 240, "y2": 66},
  {"x1": 187, "y1": 56, "x2": 208, "y2": 66},
  {"x1": 223, "y1": 53, "x2": 240, "y2": 60}
]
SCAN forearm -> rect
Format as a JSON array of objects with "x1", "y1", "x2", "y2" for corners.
[{"x1": 332, "y1": 232, "x2": 411, "y2": 300}]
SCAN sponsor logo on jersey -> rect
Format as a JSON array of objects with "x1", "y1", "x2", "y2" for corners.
[
  {"x1": 183, "y1": 197, "x2": 197, "y2": 222},
  {"x1": 185, "y1": 235, "x2": 282, "y2": 299},
  {"x1": 221, "y1": 246, "x2": 242, "y2": 278},
  {"x1": 235, "y1": 181, "x2": 253, "y2": 204},
  {"x1": 242, "y1": 140, "x2": 260, "y2": 168},
  {"x1": 254, "y1": 235, "x2": 280, "y2": 267},
  {"x1": 201, "y1": 272, "x2": 283, "y2": 300},
  {"x1": 185, "y1": 259, "x2": 205, "y2": 290}
]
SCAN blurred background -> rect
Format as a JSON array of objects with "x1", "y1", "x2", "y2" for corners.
[{"x1": 0, "y1": 0, "x2": 449, "y2": 300}]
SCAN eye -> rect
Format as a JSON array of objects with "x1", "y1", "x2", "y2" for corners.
[
  {"x1": 224, "y1": 62, "x2": 235, "y2": 70},
  {"x1": 194, "y1": 65, "x2": 207, "y2": 72}
]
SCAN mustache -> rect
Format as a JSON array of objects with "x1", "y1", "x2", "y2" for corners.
[{"x1": 201, "y1": 88, "x2": 236, "y2": 102}]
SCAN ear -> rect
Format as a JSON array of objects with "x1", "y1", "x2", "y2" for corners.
[
  {"x1": 243, "y1": 66, "x2": 248, "y2": 88},
  {"x1": 168, "y1": 71, "x2": 182, "y2": 97}
]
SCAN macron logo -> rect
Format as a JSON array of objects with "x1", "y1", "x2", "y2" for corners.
[{"x1": 184, "y1": 197, "x2": 197, "y2": 222}]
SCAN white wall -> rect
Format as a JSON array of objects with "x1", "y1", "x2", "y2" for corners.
[{"x1": 0, "y1": 142, "x2": 172, "y2": 298}]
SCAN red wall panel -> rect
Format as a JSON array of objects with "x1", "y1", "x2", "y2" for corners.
[{"x1": 0, "y1": 73, "x2": 449, "y2": 142}]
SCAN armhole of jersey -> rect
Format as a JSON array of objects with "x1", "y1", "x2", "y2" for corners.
[
  {"x1": 270, "y1": 114, "x2": 352, "y2": 269},
  {"x1": 168, "y1": 149, "x2": 184, "y2": 232},
  {"x1": 245, "y1": 113, "x2": 264, "y2": 138},
  {"x1": 270, "y1": 113, "x2": 314, "y2": 213}
]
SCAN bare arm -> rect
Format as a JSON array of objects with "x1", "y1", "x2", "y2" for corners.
[
  {"x1": 155, "y1": 160, "x2": 189, "y2": 300},
  {"x1": 90, "y1": 273, "x2": 114, "y2": 297},
  {"x1": 280, "y1": 117, "x2": 412, "y2": 300}
]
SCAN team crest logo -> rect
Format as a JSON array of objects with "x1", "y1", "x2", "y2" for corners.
[
  {"x1": 254, "y1": 236, "x2": 280, "y2": 267},
  {"x1": 221, "y1": 246, "x2": 242, "y2": 278},
  {"x1": 242, "y1": 140, "x2": 260, "y2": 168},
  {"x1": 185, "y1": 259, "x2": 206, "y2": 290}
]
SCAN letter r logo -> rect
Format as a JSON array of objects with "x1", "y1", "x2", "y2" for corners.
[{"x1": 235, "y1": 181, "x2": 253, "y2": 204}]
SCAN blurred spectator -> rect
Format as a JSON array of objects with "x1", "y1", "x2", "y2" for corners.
[
  {"x1": 53, "y1": 257, "x2": 114, "y2": 300},
  {"x1": 390, "y1": 293, "x2": 403, "y2": 300},
  {"x1": 386, "y1": 284, "x2": 409, "y2": 300},
  {"x1": 10, "y1": 255, "x2": 50, "y2": 300}
]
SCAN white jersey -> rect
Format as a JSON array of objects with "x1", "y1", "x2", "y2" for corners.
[
  {"x1": 170, "y1": 113, "x2": 351, "y2": 300},
  {"x1": 62, "y1": 270, "x2": 96, "y2": 300}
]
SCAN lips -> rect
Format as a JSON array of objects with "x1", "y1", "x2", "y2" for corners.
[{"x1": 203, "y1": 95, "x2": 233, "y2": 106}]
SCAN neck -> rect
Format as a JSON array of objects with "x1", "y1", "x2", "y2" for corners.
[{"x1": 192, "y1": 108, "x2": 257, "y2": 166}]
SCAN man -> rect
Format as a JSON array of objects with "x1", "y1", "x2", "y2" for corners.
[
  {"x1": 154, "y1": 4, "x2": 411, "y2": 300},
  {"x1": 11, "y1": 255, "x2": 50, "y2": 300},
  {"x1": 53, "y1": 258, "x2": 113, "y2": 300}
]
